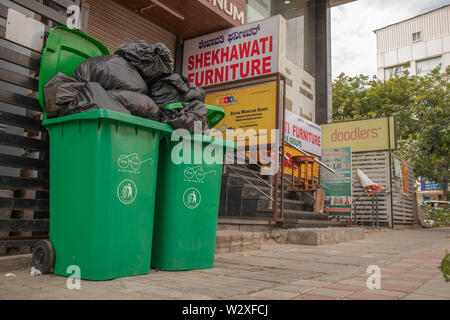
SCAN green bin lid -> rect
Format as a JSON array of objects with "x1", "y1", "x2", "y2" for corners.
[
  {"x1": 38, "y1": 26, "x2": 110, "y2": 119},
  {"x1": 42, "y1": 109, "x2": 173, "y2": 134},
  {"x1": 164, "y1": 102, "x2": 225, "y2": 128}
]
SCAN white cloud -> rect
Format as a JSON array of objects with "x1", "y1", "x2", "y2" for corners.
[{"x1": 331, "y1": 0, "x2": 449, "y2": 79}]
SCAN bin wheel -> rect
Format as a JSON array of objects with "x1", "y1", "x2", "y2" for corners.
[{"x1": 32, "y1": 240, "x2": 55, "y2": 274}]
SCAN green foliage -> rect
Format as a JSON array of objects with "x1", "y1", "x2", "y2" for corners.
[
  {"x1": 422, "y1": 205, "x2": 450, "y2": 226},
  {"x1": 441, "y1": 250, "x2": 449, "y2": 282},
  {"x1": 332, "y1": 66, "x2": 450, "y2": 195}
]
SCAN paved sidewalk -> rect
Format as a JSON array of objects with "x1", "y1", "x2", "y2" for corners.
[{"x1": 0, "y1": 227, "x2": 449, "y2": 300}]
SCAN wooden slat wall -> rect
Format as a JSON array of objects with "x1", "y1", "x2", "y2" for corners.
[
  {"x1": 0, "y1": 0, "x2": 78, "y2": 254},
  {"x1": 351, "y1": 151, "x2": 392, "y2": 227},
  {"x1": 349, "y1": 151, "x2": 416, "y2": 227},
  {"x1": 87, "y1": 0, "x2": 176, "y2": 54}
]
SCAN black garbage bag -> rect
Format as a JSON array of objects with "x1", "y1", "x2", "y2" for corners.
[
  {"x1": 149, "y1": 74, "x2": 191, "y2": 107},
  {"x1": 184, "y1": 86, "x2": 206, "y2": 103},
  {"x1": 161, "y1": 100, "x2": 210, "y2": 133},
  {"x1": 73, "y1": 55, "x2": 148, "y2": 94},
  {"x1": 44, "y1": 72, "x2": 85, "y2": 118},
  {"x1": 115, "y1": 41, "x2": 174, "y2": 85},
  {"x1": 109, "y1": 90, "x2": 160, "y2": 121},
  {"x1": 60, "y1": 82, "x2": 131, "y2": 116}
]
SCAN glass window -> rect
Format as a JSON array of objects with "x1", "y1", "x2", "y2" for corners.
[
  {"x1": 384, "y1": 65, "x2": 404, "y2": 79},
  {"x1": 416, "y1": 56, "x2": 442, "y2": 76},
  {"x1": 412, "y1": 31, "x2": 422, "y2": 42},
  {"x1": 246, "y1": 0, "x2": 271, "y2": 23},
  {"x1": 286, "y1": 16, "x2": 305, "y2": 68},
  {"x1": 246, "y1": 0, "x2": 316, "y2": 73}
]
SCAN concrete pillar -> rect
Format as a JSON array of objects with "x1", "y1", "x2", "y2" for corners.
[
  {"x1": 304, "y1": 0, "x2": 315, "y2": 76},
  {"x1": 314, "y1": 0, "x2": 331, "y2": 125}
]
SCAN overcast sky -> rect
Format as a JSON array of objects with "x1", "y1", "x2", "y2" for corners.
[{"x1": 330, "y1": 0, "x2": 449, "y2": 79}]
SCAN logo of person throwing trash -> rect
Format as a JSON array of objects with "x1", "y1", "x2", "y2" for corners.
[
  {"x1": 117, "y1": 179, "x2": 137, "y2": 205},
  {"x1": 183, "y1": 188, "x2": 201, "y2": 209}
]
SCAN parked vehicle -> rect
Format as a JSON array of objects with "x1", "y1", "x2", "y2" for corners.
[{"x1": 422, "y1": 200, "x2": 449, "y2": 209}]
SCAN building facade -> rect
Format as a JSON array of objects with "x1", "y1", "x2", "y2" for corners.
[
  {"x1": 84, "y1": 0, "x2": 354, "y2": 125},
  {"x1": 375, "y1": 5, "x2": 450, "y2": 80}
]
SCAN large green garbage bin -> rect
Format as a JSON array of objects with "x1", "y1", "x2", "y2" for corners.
[
  {"x1": 151, "y1": 133, "x2": 234, "y2": 270},
  {"x1": 42, "y1": 110, "x2": 172, "y2": 280}
]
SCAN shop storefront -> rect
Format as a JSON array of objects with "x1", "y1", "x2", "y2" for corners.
[
  {"x1": 84, "y1": 0, "x2": 353, "y2": 222},
  {"x1": 0, "y1": 0, "x2": 359, "y2": 257}
]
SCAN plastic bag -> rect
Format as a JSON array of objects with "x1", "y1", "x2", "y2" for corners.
[
  {"x1": 161, "y1": 100, "x2": 210, "y2": 133},
  {"x1": 60, "y1": 82, "x2": 131, "y2": 116},
  {"x1": 73, "y1": 55, "x2": 148, "y2": 94},
  {"x1": 115, "y1": 41, "x2": 174, "y2": 85},
  {"x1": 184, "y1": 86, "x2": 206, "y2": 103},
  {"x1": 30, "y1": 267, "x2": 42, "y2": 276},
  {"x1": 44, "y1": 72, "x2": 85, "y2": 118},
  {"x1": 109, "y1": 90, "x2": 160, "y2": 121},
  {"x1": 149, "y1": 74, "x2": 191, "y2": 107}
]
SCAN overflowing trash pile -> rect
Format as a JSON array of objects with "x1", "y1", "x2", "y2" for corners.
[{"x1": 44, "y1": 41, "x2": 208, "y2": 132}]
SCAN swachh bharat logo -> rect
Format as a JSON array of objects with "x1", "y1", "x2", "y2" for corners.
[
  {"x1": 117, "y1": 179, "x2": 137, "y2": 205},
  {"x1": 184, "y1": 166, "x2": 216, "y2": 183},
  {"x1": 183, "y1": 187, "x2": 201, "y2": 210},
  {"x1": 118, "y1": 153, "x2": 153, "y2": 172}
]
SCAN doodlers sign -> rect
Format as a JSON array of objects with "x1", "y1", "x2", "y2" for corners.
[{"x1": 321, "y1": 117, "x2": 396, "y2": 153}]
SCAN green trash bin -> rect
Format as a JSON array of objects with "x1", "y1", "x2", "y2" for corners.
[
  {"x1": 151, "y1": 133, "x2": 235, "y2": 271},
  {"x1": 36, "y1": 26, "x2": 173, "y2": 280},
  {"x1": 42, "y1": 110, "x2": 172, "y2": 280}
]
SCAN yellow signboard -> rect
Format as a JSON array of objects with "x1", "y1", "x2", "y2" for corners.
[
  {"x1": 321, "y1": 117, "x2": 396, "y2": 152},
  {"x1": 204, "y1": 82, "x2": 277, "y2": 146}
]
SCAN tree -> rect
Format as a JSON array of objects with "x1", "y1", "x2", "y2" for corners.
[{"x1": 332, "y1": 66, "x2": 450, "y2": 197}]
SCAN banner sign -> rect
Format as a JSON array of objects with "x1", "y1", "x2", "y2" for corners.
[
  {"x1": 321, "y1": 147, "x2": 352, "y2": 216},
  {"x1": 321, "y1": 117, "x2": 396, "y2": 152},
  {"x1": 284, "y1": 110, "x2": 322, "y2": 156},
  {"x1": 183, "y1": 16, "x2": 279, "y2": 87},
  {"x1": 420, "y1": 178, "x2": 441, "y2": 192},
  {"x1": 204, "y1": 82, "x2": 277, "y2": 146},
  {"x1": 401, "y1": 160, "x2": 409, "y2": 195},
  {"x1": 393, "y1": 156, "x2": 402, "y2": 178}
]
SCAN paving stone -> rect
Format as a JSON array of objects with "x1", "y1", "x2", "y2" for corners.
[
  {"x1": 290, "y1": 294, "x2": 337, "y2": 300},
  {"x1": 248, "y1": 289, "x2": 299, "y2": 300},
  {"x1": 323, "y1": 283, "x2": 363, "y2": 291},
  {"x1": 384, "y1": 264, "x2": 412, "y2": 270},
  {"x1": 338, "y1": 279, "x2": 369, "y2": 288},
  {"x1": 311, "y1": 270, "x2": 363, "y2": 282},
  {"x1": 414, "y1": 285, "x2": 450, "y2": 298},
  {"x1": 291, "y1": 279, "x2": 330, "y2": 287},
  {"x1": 384, "y1": 275, "x2": 426, "y2": 283},
  {"x1": 381, "y1": 267, "x2": 404, "y2": 274},
  {"x1": 270, "y1": 284, "x2": 315, "y2": 294},
  {"x1": 401, "y1": 293, "x2": 449, "y2": 300},
  {"x1": 345, "y1": 292, "x2": 396, "y2": 300},
  {"x1": 408, "y1": 270, "x2": 439, "y2": 276},
  {"x1": 303, "y1": 288, "x2": 353, "y2": 298},
  {"x1": 360, "y1": 289, "x2": 406, "y2": 298},
  {"x1": 382, "y1": 279, "x2": 422, "y2": 287}
]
